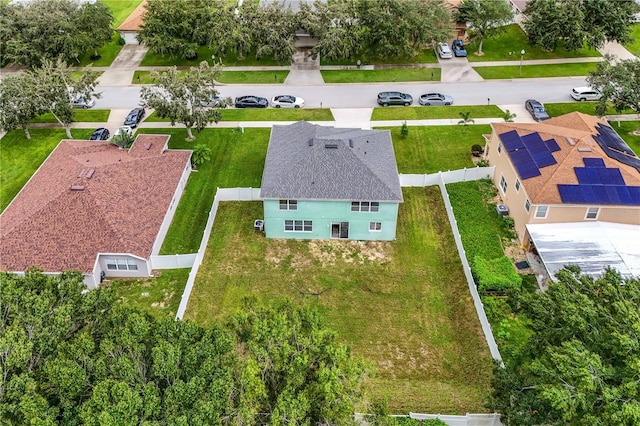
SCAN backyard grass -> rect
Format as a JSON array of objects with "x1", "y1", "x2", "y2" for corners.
[
  {"x1": 0, "y1": 128, "x2": 94, "y2": 211},
  {"x1": 109, "y1": 268, "x2": 189, "y2": 318},
  {"x1": 624, "y1": 23, "x2": 640, "y2": 56},
  {"x1": 371, "y1": 105, "x2": 504, "y2": 120},
  {"x1": 609, "y1": 120, "x2": 640, "y2": 154},
  {"x1": 144, "y1": 108, "x2": 334, "y2": 122},
  {"x1": 466, "y1": 24, "x2": 601, "y2": 62},
  {"x1": 321, "y1": 48, "x2": 439, "y2": 65},
  {"x1": 321, "y1": 68, "x2": 441, "y2": 83},
  {"x1": 133, "y1": 70, "x2": 289, "y2": 84},
  {"x1": 184, "y1": 189, "x2": 494, "y2": 413},
  {"x1": 140, "y1": 46, "x2": 283, "y2": 67},
  {"x1": 473, "y1": 62, "x2": 598, "y2": 79},
  {"x1": 384, "y1": 125, "x2": 491, "y2": 174},
  {"x1": 135, "y1": 127, "x2": 270, "y2": 254},
  {"x1": 30, "y1": 109, "x2": 111, "y2": 123}
]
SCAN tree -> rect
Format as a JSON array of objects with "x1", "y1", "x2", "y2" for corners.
[
  {"x1": 358, "y1": 0, "x2": 453, "y2": 59},
  {"x1": 2, "y1": 0, "x2": 113, "y2": 67},
  {"x1": 487, "y1": 267, "x2": 640, "y2": 425},
  {"x1": 0, "y1": 73, "x2": 43, "y2": 140},
  {"x1": 587, "y1": 57, "x2": 640, "y2": 133},
  {"x1": 501, "y1": 109, "x2": 517, "y2": 122},
  {"x1": 524, "y1": 0, "x2": 640, "y2": 51},
  {"x1": 455, "y1": 0, "x2": 514, "y2": 55},
  {"x1": 141, "y1": 61, "x2": 224, "y2": 141},
  {"x1": 31, "y1": 60, "x2": 101, "y2": 139},
  {"x1": 111, "y1": 132, "x2": 134, "y2": 149},
  {"x1": 250, "y1": 2, "x2": 298, "y2": 64},
  {"x1": 228, "y1": 298, "x2": 368, "y2": 426},
  {"x1": 458, "y1": 111, "x2": 475, "y2": 128}
]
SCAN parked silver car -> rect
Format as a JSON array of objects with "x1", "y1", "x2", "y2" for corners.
[
  {"x1": 436, "y1": 42, "x2": 453, "y2": 59},
  {"x1": 419, "y1": 93, "x2": 454, "y2": 106}
]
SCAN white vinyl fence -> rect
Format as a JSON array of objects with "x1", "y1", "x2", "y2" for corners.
[
  {"x1": 405, "y1": 412, "x2": 502, "y2": 426},
  {"x1": 175, "y1": 188, "x2": 261, "y2": 320},
  {"x1": 150, "y1": 254, "x2": 197, "y2": 269}
]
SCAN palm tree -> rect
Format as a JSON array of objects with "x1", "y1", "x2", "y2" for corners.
[
  {"x1": 191, "y1": 144, "x2": 212, "y2": 169},
  {"x1": 458, "y1": 111, "x2": 475, "y2": 130},
  {"x1": 501, "y1": 109, "x2": 517, "y2": 122}
]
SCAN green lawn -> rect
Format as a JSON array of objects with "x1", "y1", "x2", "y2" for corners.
[
  {"x1": 385, "y1": 125, "x2": 490, "y2": 174},
  {"x1": 140, "y1": 46, "x2": 284, "y2": 67},
  {"x1": 609, "y1": 120, "x2": 640, "y2": 154},
  {"x1": 624, "y1": 23, "x2": 640, "y2": 56},
  {"x1": 321, "y1": 68, "x2": 441, "y2": 83},
  {"x1": 184, "y1": 190, "x2": 494, "y2": 413},
  {"x1": 544, "y1": 102, "x2": 635, "y2": 117},
  {"x1": 473, "y1": 62, "x2": 598, "y2": 79},
  {"x1": 133, "y1": 70, "x2": 289, "y2": 84},
  {"x1": 466, "y1": 24, "x2": 601, "y2": 62},
  {"x1": 321, "y1": 48, "x2": 439, "y2": 65},
  {"x1": 145, "y1": 108, "x2": 334, "y2": 123},
  {"x1": 372, "y1": 105, "x2": 504, "y2": 120},
  {"x1": 75, "y1": 33, "x2": 125, "y2": 67},
  {"x1": 0, "y1": 128, "x2": 94, "y2": 211},
  {"x1": 102, "y1": 0, "x2": 143, "y2": 26},
  {"x1": 30, "y1": 110, "x2": 111, "y2": 123},
  {"x1": 134, "y1": 127, "x2": 270, "y2": 254},
  {"x1": 109, "y1": 269, "x2": 190, "y2": 318}
]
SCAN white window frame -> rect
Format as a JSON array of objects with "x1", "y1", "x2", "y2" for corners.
[
  {"x1": 279, "y1": 199, "x2": 297, "y2": 211},
  {"x1": 369, "y1": 222, "x2": 382, "y2": 231},
  {"x1": 585, "y1": 207, "x2": 599, "y2": 220},
  {"x1": 500, "y1": 175, "x2": 507, "y2": 193},
  {"x1": 284, "y1": 220, "x2": 312, "y2": 232},
  {"x1": 515, "y1": 179, "x2": 521, "y2": 192},
  {"x1": 351, "y1": 201, "x2": 379, "y2": 212},
  {"x1": 525, "y1": 199, "x2": 531, "y2": 212},
  {"x1": 535, "y1": 205, "x2": 548, "y2": 219},
  {"x1": 106, "y1": 258, "x2": 138, "y2": 271}
]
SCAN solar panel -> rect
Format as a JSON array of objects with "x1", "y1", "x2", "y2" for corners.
[
  {"x1": 583, "y1": 158, "x2": 605, "y2": 168},
  {"x1": 596, "y1": 124, "x2": 636, "y2": 156},
  {"x1": 532, "y1": 152, "x2": 557, "y2": 168},
  {"x1": 510, "y1": 149, "x2": 534, "y2": 165},
  {"x1": 516, "y1": 162, "x2": 542, "y2": 179},
  {"x1": 521, "y1": 133, "x2": 547, "y2": 153},
  {"x1": 499, "y1": 130, "x2": 525, "y2": 152},
  {"x1": 604, "y1": 185, "x2": 621, "y2": 204},
  {"x1": 602, "y1": 148, "x2": 640, "y2": 172},
  {"x1": 628, "y1": 187, "x2": 640, "y2": 204},
  {"x1": 575, "y1": 168, "x2": 596, "y2": 184},
  {"x1": 591, "y1": 185, "x2": 609, "y2": 203},
  {"x1": 582, "y1": 185, "x2": 597, "y2": 203},
  {"x1": 598, "y1": 168, "x2": 625, "y2": 186},
  {"x1": 617, "y1": 186, "x2": 633, "y2": 204},
  {"x1": 544, "y1": 139, "x2": 561, "y2": 152}
]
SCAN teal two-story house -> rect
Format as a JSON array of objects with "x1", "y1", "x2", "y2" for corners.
[{"x1": 260, "y1": 121, "x2": 403, "y2": 241}]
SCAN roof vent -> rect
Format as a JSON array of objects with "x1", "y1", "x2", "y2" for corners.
[
  {"x1": 324, "y1": 143, "x2": 338, "y2": 149},
  {"x1": 577, "y1": 147, "x2": 592, "y2": 152},
  {"x1": 145, "y1": 142, "x2": 152, "y2": 150},
  {"x1": 349, "y1": 139, "x2": 353, "y2": 148},
  {"x1": 77, "y1": 169, "x2": 85, "y2": 178},
  {"x1": 86, "y1": 169, "x2": 95, "y2": 179},
  {"x1": 308, "y1": 138, "x2": 314, "y2": 146},
  {"x1": 566, "y1": 137, "x2": 576, "y2": 146},
  {"x1": 70, "y1": 185, "x2": 85, "y2": 191}
]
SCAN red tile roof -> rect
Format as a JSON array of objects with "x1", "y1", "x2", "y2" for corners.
[
  {"x1": 491, "y1": 112, "x2": 640, "y2": 205},
  {"x1": 0, "y1": 135, "x2": 191, "y2": 274}
]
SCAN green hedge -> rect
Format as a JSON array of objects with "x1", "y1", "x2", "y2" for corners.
[{"x1": 473, "y1": 256, "x2": 522, "y2": 291}]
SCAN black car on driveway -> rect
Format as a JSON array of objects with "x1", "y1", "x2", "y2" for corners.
[
  {"x1": 89, "y1": 128, "x2": 110, "y2": 140},
  {"x1": 377, "y1": 91, "x2": 413, "y2": 107},
  {"x1": 124, "y1": 108, "x2": 146, "y2": 127},
  {"x1": 234, "y1": 96, "x2": 268, "y2": 108},
  {"x1": 525, "y1": 99, "x2": 550, "y2": 121}
]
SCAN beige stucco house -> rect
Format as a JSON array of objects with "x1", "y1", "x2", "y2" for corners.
[{"x1": 484, "y1": 112, "x2": 640, "y2": 248}]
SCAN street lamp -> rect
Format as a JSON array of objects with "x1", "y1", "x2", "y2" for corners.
[{"x1": 519, "y1": 49, "x2": 525, "y2": 75}]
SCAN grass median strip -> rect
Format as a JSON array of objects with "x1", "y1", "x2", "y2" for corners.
[
  {"x1": 321, "y1": 48, "x2": 438, "y2": 65},
  {"x1": 185, "y1": 189, "x2": 493, "y2": 413},
  {"x1": 473, "y1": 62, "x2": 598, "y2": 79},
  {"x1": 144, "y1": 108, "x2": 334, "y2": 123},
  {"x1": 321, "y1": 68, "x2": 441, "y2": 83},
  {"x1": 133, "y1": 70, "x2": 289, "y2": 84},
  {"x1": 372, "y1": 105, "x2": 504, "y2": 120}
]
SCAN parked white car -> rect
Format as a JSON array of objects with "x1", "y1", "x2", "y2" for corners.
[
  {"x1": 437, "y1": 42, "x2": 453, "y2": 59},
  {"x1": 271, "y1": 95, "x2": 305, "y2": 108},
  {"x1": 571, "y1": 87, "x2": 602, "y2": 101}
]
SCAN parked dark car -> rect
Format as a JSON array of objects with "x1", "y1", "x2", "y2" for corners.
[
  {"x1": 234, "y1": 96, "x2": 268, "y2": 108},
  {"x1": 452, "y1": 39, "x2": 467, "y2": 57},
  {"x1": 377, "y1": 91, "x2": 413, "y2": 107},
  {"x1": 89, "y1": 127, "x2": 110, "y2": 140},
  {"x1": 525, "y1": 99, "x2": 550, "y2": 121},
  {"x1": 124, "y1": 108, "x2": 146, "y2": 127}
]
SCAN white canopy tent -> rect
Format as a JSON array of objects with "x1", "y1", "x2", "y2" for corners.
[{"x1": 526, "y1": 222, "x2": 640, "y2": 280}]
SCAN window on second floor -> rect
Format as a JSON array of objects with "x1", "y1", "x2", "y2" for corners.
[
  {"x1": 279, "y1": 199, "x2": 297, "y2": 210},
  {"x1": 351, "y1": 201, "x2": 379, "y2": 212},
  {"x1": 515, "y1": 179, "x2": 521, "y2": 192},
  {"x1": 535, "y1": 205, "x2": 548, "y2": 219},
  {"x1": 585, "y1": 207, "x2": 599, "y2": 220},
  {"x1": 525, "y1": 199, "x2": 531, "y2": 212}
]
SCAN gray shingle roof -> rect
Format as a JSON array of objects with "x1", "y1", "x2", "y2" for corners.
[{"x1": 260, "y1": 121, "x2": 403, "y2": 202}]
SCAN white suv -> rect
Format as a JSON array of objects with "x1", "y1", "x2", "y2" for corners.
[
  {"x1": 437, "y1": 42, "x2": 453, "y2": 59},
  {"x1": 571, "y1": 87, "x2": 602, "y2": 101}
]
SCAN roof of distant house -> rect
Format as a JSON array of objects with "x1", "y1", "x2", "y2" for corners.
[
  {"x1": 0, "y1": 135, "x2": 191, "y2": 274},
  {"x1": 491, "y1": 112, "x2": 640, "y2": 205},
  {"x1": 261, "y1": 121, "x2": 403, "y2": 202},
  {"x1": 117, "y1": 1, "x2": 147, "y2": 31}
]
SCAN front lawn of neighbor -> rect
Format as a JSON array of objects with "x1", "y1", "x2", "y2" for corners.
[
  {"x1": 543, "y1": 102, "x2": 635, "y2": 117},
  {"x1": 473, "y1": 62, "x2": 598, "y2": 79},
  {"x1": 466, "y1": 24, "x2": 601, "y2": 62},
  {"x1": 0, "y1": 128, "x2": 95, "y2": 212},
  {"x1": 372, "y1": 105, "x2": 504, "y2": 121},
  {"x1": 321, "y1": 68, "x2": 441, "y2": 83},
  {"x1": 109, "y1": 268, "x2": 190, "y2": 318},
  {"x1": 321, "y1": 48, "x2": 439, "y2": 65},
  {"x1": 185, "y1": 189, "x2": 494, "y2": 413},
  {"x1": 624, "y1": 23, "x2": 640, "y2": 56},
  {"x1": 144, "y1": 108, "x2": 334, "y2": 122},
  {"x1": 384, "y1": 124, "x2": 491, "y2": 174},
  {"x1": 133, "y1": 70, "x2": 289, "y2": 84},
  {"x1": 140, "y1": 46, "x2": 283, "y2": 67},
  {"x1": 75, "y1": 33, "x2": 125, "y2": 67},
  {"x1": 135, "y1": 127, "x2": 270, "y2": 254},
  {"x1": 30, "y1": 109, "x2": 111, "y2": 123}
]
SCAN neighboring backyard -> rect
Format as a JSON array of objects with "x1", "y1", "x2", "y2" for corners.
[{"x1": 184, "y1": 190, "x2": 494, "y2": 413}]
